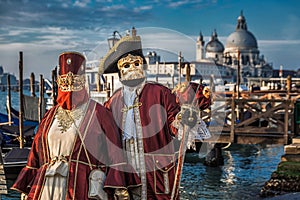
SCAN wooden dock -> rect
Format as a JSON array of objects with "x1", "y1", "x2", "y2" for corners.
[{"x1": 201, "y1": 91, "x2": 299, "y2": 145}]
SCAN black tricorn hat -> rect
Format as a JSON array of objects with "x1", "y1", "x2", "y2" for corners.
[{"x1": 98, "y1": 27, "x2": 146, "y2": 74}]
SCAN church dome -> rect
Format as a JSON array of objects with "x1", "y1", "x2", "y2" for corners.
[
  {"x1": 226, "y1": 29, "x2": 257, "y2": 49},
  {"x1": 205, "y1": 30, "x2": 224, "y2": 52},
  {"x1": 225, "y1": 11, "x2": 258, "y2": 49}
]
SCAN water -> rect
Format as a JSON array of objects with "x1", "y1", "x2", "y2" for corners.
[
  {"x1": 0, "y1": 91, "x2": 284, "y2": 199},
  {"x1": 180, "y1": 144, "x2": 283, "y2": 199},
  {"x1": 0, "y1": 90, "x2": 22, "y2": 114}
]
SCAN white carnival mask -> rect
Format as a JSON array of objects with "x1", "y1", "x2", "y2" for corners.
[{"x1": 117, "y1": 54, "x2": 145, "y2": 81}]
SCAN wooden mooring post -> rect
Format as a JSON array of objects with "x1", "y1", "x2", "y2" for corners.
[
  {"x1": 111, "y1": 76, "x2": 114, "y2": 93},
  {"x1": 19, "y1": 51, "x2": 24, "y2": 149},
  {"x1": 6, "y1": 75, "x2": 12, "y2": 125},
  {"x1": 51, "y1": 67, "x2": 58, "y2": 106},
  {"x1": 30, "y1": 72, "x2": 36, "y2": 97},
  {"x1": 39, "y1": 75, "x2": 44, "y2": 123},
  {"x1": 230, "y1": 89, "x2": 236, "y2": 143}
]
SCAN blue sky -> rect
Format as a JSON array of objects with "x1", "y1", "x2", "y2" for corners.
[{"x1": 0, "y1": 0, "x2": 300, "y2": 79}]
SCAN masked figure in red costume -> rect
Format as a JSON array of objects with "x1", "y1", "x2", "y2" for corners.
[
  {"x1": 99, "y1": 27, "x2": 200, "y2": 200},
  {"x1": 173, "y1": 81, "x2": 211, "y2": 111},
  {"x1": 172, "y1": 81, "x2": 212, "y2": 148},
  {"x1": 12, "y1": 52, "x2": 137, "y2": 200}
]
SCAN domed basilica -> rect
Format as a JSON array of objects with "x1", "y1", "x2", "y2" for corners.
[
  {"x1": 145, "y1": 11, "x2": 274, "y2": 86},
  {"x1": 195, "y1": 11, "x2": 273, "y2": 81}
]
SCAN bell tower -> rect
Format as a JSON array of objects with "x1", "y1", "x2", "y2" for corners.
[{"x1": 196, "y1": 31, "x2": 205, "y2": 62}]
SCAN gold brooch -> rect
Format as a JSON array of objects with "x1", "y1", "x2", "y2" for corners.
[
  {"x1": 55, "y1": 106, "x2": 84, "y2": 133},
  {"x1": 121, "y1": 102, "x2": 142, "y2": 112}
]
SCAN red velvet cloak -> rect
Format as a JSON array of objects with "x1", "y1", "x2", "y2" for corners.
[
  {"x1": 105, "y1": 82, "x2": 181, "y2": 199},
  {"x1": 11, "y1": 100, "x2": 139, "y2": 200}
]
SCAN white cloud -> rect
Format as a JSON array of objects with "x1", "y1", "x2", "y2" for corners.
[
  {"x1": 74, "y1": 0, "x2": 90, "y2": 8},
  {"x1": 0, "y1": 26, "x2": 111, "y2": 79},
  {"x1": 168, "y1": 0, "x2": 189, "y2": 8},
  {"x1": 259, "y1": 39, "x2": 300, "y2": 45},
  {"x1": 138, "y1": 27, "x2": 196, "y2": 61},
  {"x1": 0, "y1": 43, "x2": 59, "y2": 79},
  {"x1": 62, "y1": 3, "x2": 69, "y2": 8},
  {"x1": 99, "y1": 5, "x2": 126, "y2": 11},
  {"x1": 134, "y1": 5, "x2": 153, "y2": 12},
  {"x1": 167, "y1": 0, "x2": 205, "y2": 8}
]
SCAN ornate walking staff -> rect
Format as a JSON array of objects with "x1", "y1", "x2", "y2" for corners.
[
  {"x1": 171, "y1": 83, "x2": 202, "y2": 200},
  {"x1": 171, "y1": 124, "x2": 191, "y2": 200}
]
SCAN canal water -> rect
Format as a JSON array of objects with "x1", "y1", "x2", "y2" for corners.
[{"x1": 0, "y1": 91, "x2": 283, "y2": 199}]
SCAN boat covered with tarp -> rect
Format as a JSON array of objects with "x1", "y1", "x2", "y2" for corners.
[
  {"x1": 0, "y1": 111, "x2": 38, "y2": 148},
  {"x1": 0, "y1": 110, "x2": 38, "y2": 178}
]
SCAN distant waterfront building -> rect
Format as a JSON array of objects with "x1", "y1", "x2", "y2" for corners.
[
  {"x1": 273, "y1": 69, "x2": 297, "y2": 78},
  {"x1": 190, "y1": 61, "x2": 234, "y2": 84},
  {"x1": 99, "y1": 14, "x2": 298, "y2": 91},
  {"x1": 146, "y1": 11, "x2": 274, "y2": 86},
  {"x1": 0, "y1": 65, "x2": 18, "y2": 90},
  {"x1": 196, "y1": 11, "x2": 273, "y2": 81},
  {"x1": 144, "y1": 55, "x2": 179, "y2": 88}
]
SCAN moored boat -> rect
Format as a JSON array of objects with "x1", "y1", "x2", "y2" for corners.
[{"x1": 0, "y1": 111, "x2": 38, "y2": 179}]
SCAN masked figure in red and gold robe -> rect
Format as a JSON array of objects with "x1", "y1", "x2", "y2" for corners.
[
  {"x1": 99, "y1": 27, "x2": 200, "y2": 200},
  {"x1": 12, "y1": 52, "x2": 137, "y2": 200}
]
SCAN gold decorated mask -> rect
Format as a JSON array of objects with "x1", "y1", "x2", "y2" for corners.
[
  {"x1": 203, "y1": 86, "x2": 210, "y2": 99},
  {"x1": 117, "y1": 54, "x2": 145, "y2": 81},
  {"x1": 57, "y1": 71, "x2": 86, "y2": 92}
]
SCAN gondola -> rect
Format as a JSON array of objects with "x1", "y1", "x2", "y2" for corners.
[{"x1": 0, "y1": 111, "x2": 38, "y2": 179}]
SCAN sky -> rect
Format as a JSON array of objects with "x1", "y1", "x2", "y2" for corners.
[{"x1": 1, "y1": 0, "x2": 300, "y2": 79}]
